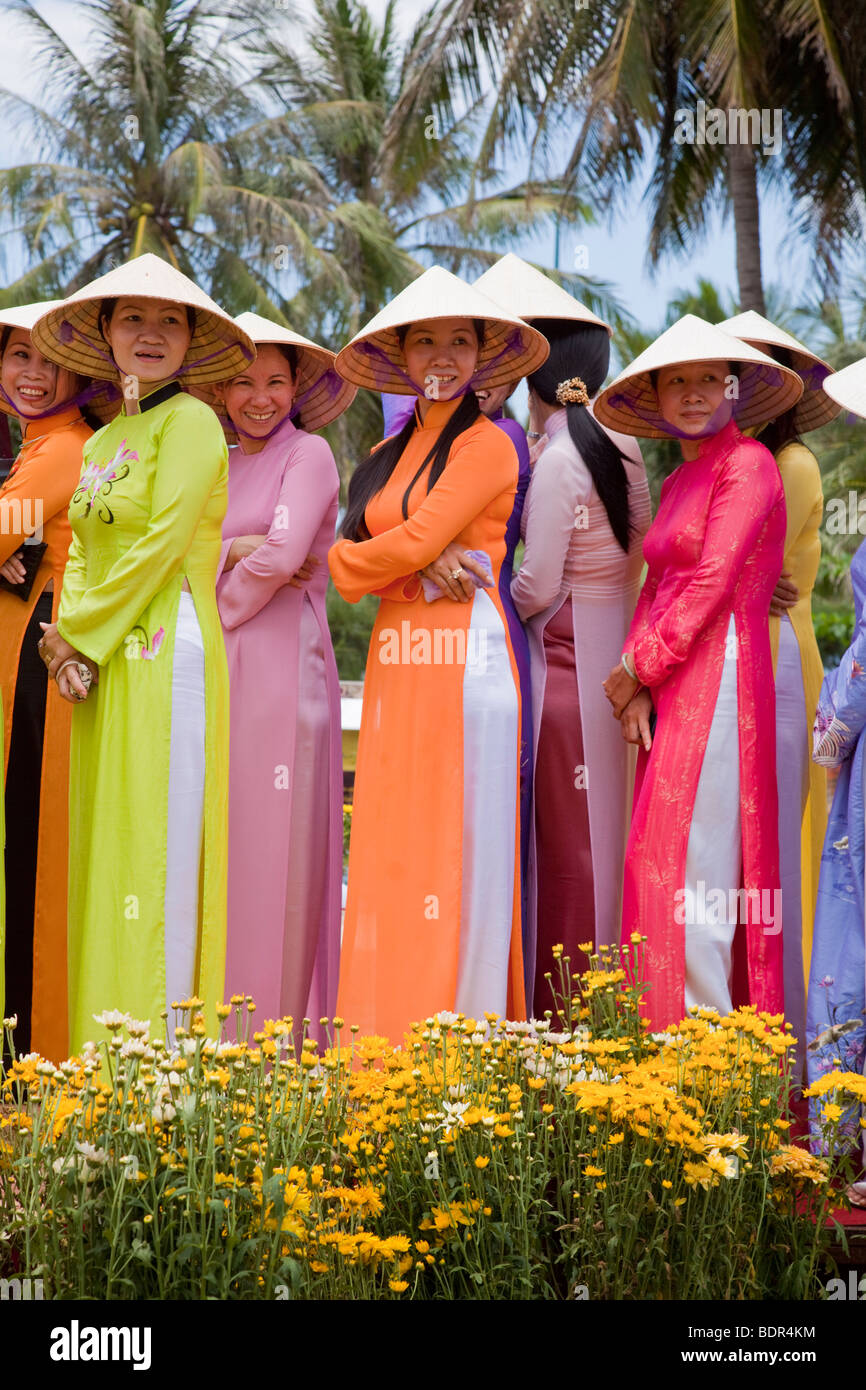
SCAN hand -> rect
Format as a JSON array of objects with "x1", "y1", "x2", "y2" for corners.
[
  {"x1": 602, "y1": 660, "x2": 640, "y2": 718},
  {"x1": 769, "y1": 569, "x2": 799, "y2": 616},
  {"x1": 38, "y1": 622, "x2": 79, "y2": 679},
  {"x1": 56, "y1": 655, "x2": 98, "y2": 703},
  {"x1": 621, "y1": 688, "x2": 654, "y2": 750},
  {"x1": 287, "y1": 553, "x2": 320, "y2": 589},
  {"x1": 224, "y1": 534, "x2": 268, "y2": 571},
  {"x1": 418, "y1": 543, "x2": 491, "y2": 602},
  {"x1": 0, "y1": 550, "x2": 27, "y2": 585}
]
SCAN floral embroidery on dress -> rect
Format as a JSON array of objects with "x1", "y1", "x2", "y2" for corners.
[
  {"x1": 73, "y1": 440, "x2": 137, "y2": 523},
  {"x1": 124, "y1": 624, "x2": 165, "y2": 661}
]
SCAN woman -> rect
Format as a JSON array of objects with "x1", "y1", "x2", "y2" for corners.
[
  {"x1": 471, "y1": 256, "x2": 652, "y2": 1012},
  {"x1": 201, "y1": 311, "x2": 354, "y2": 1030},
  {"x1": 328, "y1": 265, "x2": 548, "y2": 1041},
  {"x1": 595, "y1": 315, "x2": 803, "y2": 1029},
  {"x1": 31, "y1": 254, "x2": 254, "y2": 1049},
  {"x1": 0, "y1": 300, "x2": 113, "y2": 1059},
  {"x1": 807, "y1": 352, "x2": 866, "y2": 1200},
  {"x1": 719, "y1": 311, "x2": 836, "y2": 1077},
  {"x1": 381, "y1": 357, "x2": 534, "y2": 979}
]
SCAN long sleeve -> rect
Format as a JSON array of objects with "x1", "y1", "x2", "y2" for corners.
[
  {"x1": 0, "y1": 435, "x2": 84, "y2": 565},
  {"x1": 218, "y1": 438, "x2": 339, "y2": 630},
  {"x1": 511, "y1": 436, "x2": 588, "y2": 620},
  {"x1": 622, "y1": 565, "x2": 659, "y2": 662},
  {"x1": 57, "y1": 530, "x2": 89, "y2": 616},
  {"x1": 813, "y1": 610, "x2": 866, "y2": 767},
  {"x1": 631, "y1": 444, "x2": 782, "y2": 688},
  {"x1": 777, "y1": 443, "x2": 822, "y2": 558},
  {"x1": 371, "y1": 575, "x2": 422, "y2": 602},
  {"x1": 58, "y1": 407, "x2": 227, "y2": 665},
  {"x1": 328, "y1": 425, "x2": 517, "y2": 604}
]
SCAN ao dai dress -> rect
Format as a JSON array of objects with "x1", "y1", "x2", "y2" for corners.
[
  {"x1": 329, "y1": 398, "x2": 526, "y2": 1041},
  {"x1": 621, "y1": 418, "x2": 786, "y2": 1028},
  {"x1": 217, "y1": 416, "x2": 343, "y2": 1028},
  {"x1": 0, "y1": 406, "x2": 92, "y2": 1059},
  {"x1": 769, "y1": 442, "x2": 826, "y2": 1076},
  {"x1": 808, "y1": 536, "x2": 866, "y2": 1152},
  {"x1": 511, "y1": 407, "x2": 651, "y2": 1010},
  {"x1": 57, "y1": 388, "x2": 229, "y2": 1049}
]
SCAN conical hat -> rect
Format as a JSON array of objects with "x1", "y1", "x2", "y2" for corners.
[
  {"x1": 0, "y1": 299, "x2": 119, "y2": 423},
  {"x1": 716, "y1": 310, "x2": 839, "y2": 432},
  {"x1": 818, "y1": 355, "x2": 866, "y2": 423},
  {"x1": 30, "y1": 254, "x2": 255, "y2": 387},
  {"x1": 335, "y1": 265, "x2": 549, "y2": 394},
  {"x1": 195, "y1": 310, "x2": 356, "y2": 437},
  {"x1": 474, "y1": 253, "x2": 612, "y2": 335},
  {"x1": 594, "y1": 314, "x2": 803, "y2": 438}
]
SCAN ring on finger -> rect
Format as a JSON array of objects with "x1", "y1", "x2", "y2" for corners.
[{"x1": 450, "y1": 568, "x2": 464, "y2": 580}]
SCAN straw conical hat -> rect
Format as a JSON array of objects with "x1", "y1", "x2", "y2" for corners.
[
  {"x1": 474, "y1": 253, "x2": 612, "y2": 335},
  {"x1": 196, "y1": 310, "x2": 356, "y2": 436},
  {"x1": 335, "y1": 266, "x2": 549, "y2": 394},
  {"x1": 594, "y1": 314, "x2": 803, "y2": 438},
  {"x1": 820, "y1": 355, "x2": 866, "y2": 423},
  {"x1": 30, "y1": 254, "x2": 255, "y2": 387},
  {"x1": 0, "y1": 299, "x2": 119, "y2": 423},
  {"x1": 716, "y1": 310, "x2": 839, "y2": 432}
]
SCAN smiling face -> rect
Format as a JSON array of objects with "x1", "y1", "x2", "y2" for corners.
[
  {"x1": 101, "y1": 297, "x2": 193, "y2": 385},
  {"x1": 655, "y1": 360, "x2": 735, "y2": 436},
  {"x1": 0, "y1": 328, "x2": 79, "y2": 417},
  {"x1": 400, "y1": 318, "x2": 480, "y2": 400},
  {"x1": 475, "y1": 382, "x2": 514, "y2": 417},
  {"x1": 219, "y1": 344, "x2": 295, "y2": 448}
]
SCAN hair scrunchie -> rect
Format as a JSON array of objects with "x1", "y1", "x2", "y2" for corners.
[{"x1": 555, "y1": 375, "x2": 590, "y2": 407}]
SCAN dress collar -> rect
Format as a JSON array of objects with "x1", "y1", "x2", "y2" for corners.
[
  {"x1": 545, "y1": 407, "x2": 568, "y2": 439},
  {"x1": 696, "y1": 415, "x2": 742, "y2": 458},
  {"x1": 123, "y1": 381, "x2": 184, "y2": 417},
  {"x1": 233, "y1": 410, "x2": 299, "y2": 456},
  {"x1": 22, "y1": 404, "x2": 85, "y2": 442},
  {"x1": 414, "y1": 397, "x2": 464, "y2": 431}
]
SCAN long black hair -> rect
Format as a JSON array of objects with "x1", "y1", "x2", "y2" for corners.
[
  {"x1": 340, "y1": 320, "x2": 485, "y2": 541},
  {"x1": 757, "y1": 345, "x2": 802, "y2": 457},
  {"x1": 527, "y1": 318, "x2": 632, "y2": 552}
]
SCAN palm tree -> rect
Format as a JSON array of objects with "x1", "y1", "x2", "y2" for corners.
[
  {"x1": 443, "y1": 0, "x2": 858, "y2": 315},
  {"x1": 245, "y1": 0, "x2": 625, "y2": 473},
  {"x1": 0, "y1": 0, "x2": 348, "y2": 308},
  {"x1": 248, "y1": 0, "x2": 616, "y2": 329}
]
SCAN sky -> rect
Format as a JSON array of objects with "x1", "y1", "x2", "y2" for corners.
[{"x1": 0, "y1": 0, "x2": 859, "y2": 344}]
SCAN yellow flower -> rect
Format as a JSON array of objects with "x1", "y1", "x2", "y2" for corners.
[
  {"x1": 584, "y1": 1165, "x2": 605, "y2": 1177},
  {"x1": 388, "y1": 1279, "x2": 409, "y2": 1293},
  {"x1": 821, "y1": 1103, "x2": 843, "y2": 1123},
  {"x1": 474, "y1": 1156, "x2": 490, "y2": 1169},
  {"x1": 607, "y1": 1132, "x2": 625, "y2": 1146},
  {"x1": 661, "y1": 1180, "x2": 673, "y2": 1189}
]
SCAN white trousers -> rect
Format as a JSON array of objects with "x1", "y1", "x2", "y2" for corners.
[
  {"x1": 683, "y1": 616, "x2": 742, "y2": 1015},
  {"x1": 164, "y1": 591, "x2": 206, "y2": 1011},
  {"x1": 455, "y1": 589, "x2": 518, "y2": 1019}
]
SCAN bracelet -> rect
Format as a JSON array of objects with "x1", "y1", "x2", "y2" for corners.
[{"x1": 621, "y1": 652, "x2": 636, "y2": 681}]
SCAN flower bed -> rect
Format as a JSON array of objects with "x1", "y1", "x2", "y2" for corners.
[{"x1": 0, "y1": 940, "x2": 857, "y2": 1300}]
